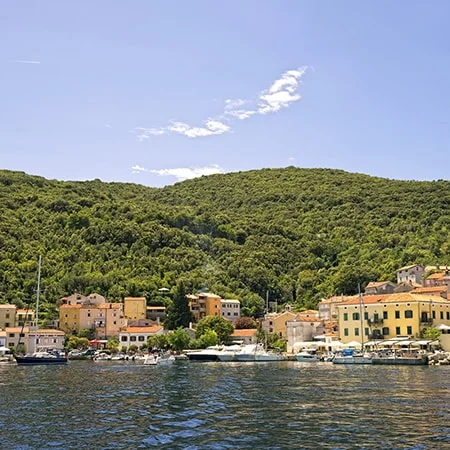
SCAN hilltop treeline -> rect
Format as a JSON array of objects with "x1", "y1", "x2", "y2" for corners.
[{"x1": 1, "y1": 167, "x2": 449, "y2": 319}]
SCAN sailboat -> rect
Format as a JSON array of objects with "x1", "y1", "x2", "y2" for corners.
[{"x1": 15, "y1": 256, "x2": 67, "y2": 365}]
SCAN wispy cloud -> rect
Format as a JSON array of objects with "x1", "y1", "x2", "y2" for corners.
[
  {"x1": 131, "y1": 164, "x2": 148, "y2": 174},
  {"x1": 131, "y1": 164, "x2": 225, "y2": 181},
  {"x1": 9, "y1": 60, "x2": 41, "y2": 64},
  {"x1": 131, "y1": 66, "x2": 307, "y2": 140}
]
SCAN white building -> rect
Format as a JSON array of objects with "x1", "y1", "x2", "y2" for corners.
[
  {"x1": 220, "y1": 299, "x2": 240, "y2": 323},
  {"x1": 119, "y1": 326, "x2": 164, "y2": 350},
  {"x1": 396, "y1": 265, "x2": 424, "y2": 284}
]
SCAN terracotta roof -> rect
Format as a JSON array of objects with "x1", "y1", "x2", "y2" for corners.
[
  {"x1": 5, "y1": 327, "x2": 30, "y2": 332},
  {"x1": 411, "y1": 286, "x2": 447, "y2": 294},
  {"x1": 426, "y1": 273, "x2": 447, "y2": 280},
  {"x1": 339, "y1": 292, "x2": 450, "y2": 306},
  {"x1": 123, "y1": 326, "x2": 163, "y2": 333},
  {"x1": 0, "y1": 304, "x2": 16, "y2": 309},
  {"x1": 231, "y1": 329, "x2": 257, "y2": 336},
  {"x1": 319, "y1": 295, "x2": 357, "y2": 304},
  {"x1": 60, "y1": 304, "x2": 82, "y2": 309},
  {"x1": 98, "y1": 303, "x2": 122, "y2": 309}
]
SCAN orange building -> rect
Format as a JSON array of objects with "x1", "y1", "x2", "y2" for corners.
[{"x1": 187, "y1": 292, "x2": 222, "y2": 322}]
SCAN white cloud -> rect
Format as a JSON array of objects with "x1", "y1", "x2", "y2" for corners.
[
  {"x1": 131, "y1": 164, "x2": 148, "y2": 174},
  {"x1": 167, "y1": 119, "x2": 230, "y2": 138},
  {"x1": 9, "y1": 60, "x2": 41, "y2": 64},
  {"x1": 132, "y1": 66, "x2": 307, "y2": 140},
  {"x1": 150, "y1": 164, "x2": 225, "y2": 181}
]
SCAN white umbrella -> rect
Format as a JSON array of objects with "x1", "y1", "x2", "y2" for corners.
[
  {"x1": 435, "y1": 324, "x2": 450, "y2": 331},
  {"x1": 0, "y1": 346, "x2": 10, "y2": 352}
]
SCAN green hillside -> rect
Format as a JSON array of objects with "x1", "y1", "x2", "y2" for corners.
[{"x1": 1, "y1": 167, "x2": 449, "y2": 319}]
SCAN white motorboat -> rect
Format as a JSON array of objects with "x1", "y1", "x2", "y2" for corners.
[{"x1": 295, "y1": 349, "x2": 321, "y2": 362}]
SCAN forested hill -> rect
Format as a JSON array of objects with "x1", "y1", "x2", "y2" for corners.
[{"x1": 1, "y1": 167, "x2": 450, "y2": 318}]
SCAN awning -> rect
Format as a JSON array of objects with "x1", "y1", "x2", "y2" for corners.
[{"x1": 435, "y1": 324, "x2": 450, "y2": 331}]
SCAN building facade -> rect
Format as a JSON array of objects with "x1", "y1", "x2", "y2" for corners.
[
  {"x1": 188, "y1": 293, "x2": 222, "y2": 322},
  {"x1": 337, "y1": 293, "x2": 450, "y2": 344},
  {"x1": 0, "y1": 304, "x2": 17, "y2": 329},
  {"x1": 124, "y1": 297, "x2": 147, "y2": 321},
  {"x1": 220, "y1": 299, "x2": 240, "y2": 323},
  {"x1": 119, "y1": 326, "x2": 164, "y2": 350}
]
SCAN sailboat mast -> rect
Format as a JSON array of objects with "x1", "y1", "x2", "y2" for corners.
[
  {"x1": 358, "y1": 283, "x2": 364, "y2": 351},
  {"x1": 34, "y1": 255, "x2": 42, "y2": 353}
]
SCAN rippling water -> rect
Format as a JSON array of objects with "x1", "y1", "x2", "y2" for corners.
[{"x1": 1, "y1": 361, "x2": 449, "y2": 449}]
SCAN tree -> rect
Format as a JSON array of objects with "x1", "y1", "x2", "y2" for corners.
[
  {"x1": 167, "y1": 327, "x2": 192, "y2": 351},
  {"x1": 106, "y1": 336, "x2": 120, "y2": 353},
  {"x1": 147, "y1": 334, "x2": 168, "y2": 350},
  {"x1": 165, "y1": 281, "x2": 193, "y2": 330},
  {"x1": 198, "y1": 329, "x2": 219, "y2": 348},
  {"x1": 421, "y1": 327, "x2": 441, "y2": 340},
  {"x1": 234, "y1": 316, "x2": 257, "y2": 329},
  {"x1": 77, "y1": 328, "x2": 95, "y2": 340},
  {"x1": 195, "y1": 316, "x2": 234, "y2": 343}
]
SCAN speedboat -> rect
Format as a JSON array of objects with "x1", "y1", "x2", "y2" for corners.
[
  {"x1": 186, "y1": 346, "x2": 224, "y2": 362},
  {"x1": 295, "y1": 349, "x2": 321, "y2": 362}
]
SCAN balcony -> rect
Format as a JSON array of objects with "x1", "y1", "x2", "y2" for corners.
[
  {"x1": 367, "y1": 318, "x2": 384, "y2": 326},
  {"x1": 368, "y1": 333, "x2": 384, "y2": 340},
  {"x1": 420, "y1": 318, "x2": 433, "y2": 324}
]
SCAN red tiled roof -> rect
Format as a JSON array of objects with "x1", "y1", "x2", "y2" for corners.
[
  {"x1": 231, "y1": 329, "x2": 257, "y2": 336},
  {"x1": 123, "y1": 326, "x2": 162, "y2": 333},
  {"x1": 411, "y1": 286, "x2": 447, "y2": 293}
]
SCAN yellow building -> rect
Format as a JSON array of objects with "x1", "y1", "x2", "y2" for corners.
[
  {"x1": 124, "y1": 297, "x2": 147, "y2": 321},
  {"x1": 337, "y1": 293, "x2": 450, "y2": 344},
  {"x1": 59, "y1": 302, "x2": 126, "y2": 339},
  {"x1": 0, "y1": 304, "x2": 17, "y2": 329},
  {"x1": 16, "y1": 309, "x2": 35, "y2": 327},
  {"x1": 187, "y1": 293, "x2": 221, "y2": 322}
]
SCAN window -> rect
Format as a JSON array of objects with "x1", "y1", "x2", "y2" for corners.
[
  {"x1": 227, "y1": 312, "x2": 231, "y2": 316},
  {"x1": 5, "y1": 313, "x2": 9, "y2": 318},
  {"x1": 447, "y1": 312, "x2": 450, "y2": 320},
  {"x1": 383, "y1": 311, "x2": 388, "y2": 320},
  {"x1": 396, "y1": 327, "x2": 401, "y2": 335},
  {"x1": 440, "y1": 311, "x2": 444, "y2": 319},
  {"x1": 130, "y1": 336, "x2": 137, "y2": 342},
  {"x1": 20, "y1": 333, "x2": 25, "y2": 338},
  {"x1": 407, "y1": 326, "x2": 412, "y2": 335},
  {"x1": 374, "y1": 313, "x2": 379, "y2": 321},
  {"x1": 405, "y1": 310, "x2": 413, "y2": 319},
  {"x1": 432, "y1": 311, "x2": 436, "y2": 319},
  {"x1": 354, "y1": 328, "x2": 359, "y2": 336},
  {"x1": 113, "y1": 321, "x2": 117, "y2": 325},
  {"x1": 344, "y1": 328, "x2": 349, "y2": 336},
  {"x1": 121, "y1": 336, "x2": 128, "y2": 342},
  {"x1": 395, "y1": 311, "x2": 400, "y2": 319},
  {"x1": 353, "y1": 312, "x2": 360, "y2": 321},
  {"x1": 365, "y1": 327, "x2": 369, "y2": 336},
  {"x1": 364, "y1": 312, "x2": 368, "y2": 320},
  {"x1": 382, "y1": 327, "x2": 389, "y2": 336},
  {"x1": 343, "y1": 313, "x2": 348, "y2": 321},
  {"x1": 5, "y1": 322, "x2": 9, "y2": 327},
  {"x1": 9, "y1": 333, "x2": 15, "y2": 338},
  {"x1": 87, "y1": 313, "x2": 91, "y2": 317},
  {"x1": 234, "y1": 313, "x2": 238, "y2": 316},
  {"x1": 138, "y1": 336, "x2": 145, "y2": 342}
]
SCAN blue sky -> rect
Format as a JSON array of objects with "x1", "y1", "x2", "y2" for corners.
[{"x1": 1, "y1": 1, "x2": 449, "y2": 187}]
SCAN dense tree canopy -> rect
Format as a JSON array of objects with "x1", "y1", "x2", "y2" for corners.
[{"x1": 1, "y1": 168, "x2": 450, "y2": 321}]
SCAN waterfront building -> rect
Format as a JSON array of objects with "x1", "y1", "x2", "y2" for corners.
[
  {"x1": 411, "y1": 286, "x2": 448, "y2": 298},
  {"x1": 187, "y1": 292, "x2": 221, "y2": 322},
  {"x1": 318, "y1": 295, "x2": 353, "y2": 321},
  {"x1": 59, "y1": 301, "x2": 126, "y2": 339},
  {"x1": 261, "y1": 309, "x2": 319, "y2": 339},
  {"x1": 220, "y1": 299, "x2": 241, "y2": 323},
  {"x1": 0, "y1": 304, "x2": 17, "y2": 329},
  {"x1": 26, "y1": 329, "x2": 65, "y2": 352},
  {"x1": 119, "y1": 325, "x2": 164, "y2": 350},
  {"x1": 230, "y1": 328, "x2": 257, "y2": 344},
  {"x1": 285, "y1": 317, "x2": 325, "y2": 353},
  {"x1": 337, "y1": 292, "x2": 450, "y2": 344},
  {"x1": 5, "y1": 327, "x2": 28, "y2": 351},
  {"x1": 124, "y1": 297, "x2": 147, "y2": 321}
]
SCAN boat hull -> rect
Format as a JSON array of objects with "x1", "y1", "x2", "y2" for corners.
[
  {"x1": 15, "y1": 356, "x2": 67, "y2": 365},
  {"x1": 186, "y1": 353, "x2": 220, "y2": 362},
  {"x1": 371, "y1": 356, "x2": 428, "y2": 365}
]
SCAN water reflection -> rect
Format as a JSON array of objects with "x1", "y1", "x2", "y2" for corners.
[{"x1": 0, "y1": 362, "x2": 449, "y2": 449}]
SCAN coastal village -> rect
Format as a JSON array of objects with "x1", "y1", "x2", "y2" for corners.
[{"x1": 1, "y1": 263, "x2": 450, "y2": 364}]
